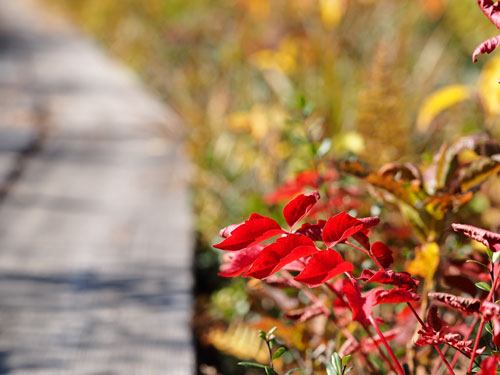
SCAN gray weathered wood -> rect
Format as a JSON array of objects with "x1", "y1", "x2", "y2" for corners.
[{"x1": 0, "y1": 0, "x2": 194, "y2": 373}]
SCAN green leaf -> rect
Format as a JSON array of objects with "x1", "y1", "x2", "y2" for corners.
[
  {"x1": 476, "y1": 282, "x2": 492, "y2": 292},
  {"x1": 493, "y1": 251, "x2": 500, "y2": 263},
  {"x1": 265, "y1": 367, "x2": 278, "y2": 375},
  {"x1": 487, "y1": 247, "x2": 494, "y2": 260},
  {"x1": 285, "y1": 369, "x2": 302, "y2": 375},
  {"x1": 485, "y1": 323, "x2": 493, "y2": 335},
  {"x1": 272, "y1": 347, "x2": 287, "y2": 360},
  {"x1": 238, "y1": 362, "x2": 267, "y2": 369},
  {"x1": 344, "y1": 367, "x2": 353, "y2": 374},
  {"x1": 465, "y1": 260, "x2": 489, "y2": 270},
  {"x1": 341, "y1": 355, "x2": 352, "y2": 368},
  {"x1": 331, "y1": 353, "x2": 342, "y2": 374},
  {"x1": 259, "y1": 330, "x2": 267, "y2": 340}
]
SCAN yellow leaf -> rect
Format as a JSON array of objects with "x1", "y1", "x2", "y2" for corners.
[
  {"x1": 478, "y1": 55, "x2": 500, "y2": 117},
  {"x1": 416, "y1": 85, "x2": 470, "y2": 132},
  {"x1": 406, "y1": 242, "x2": 439, "y2": 283}
]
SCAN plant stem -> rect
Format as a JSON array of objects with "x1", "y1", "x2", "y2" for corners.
[
  {"x1": 467, "y1": 317, "x2": 486, "y2": 375},
  {"x1": 346, "y1": 241, "x2": 384, "y2": 270},
  {"x1": 431, "y1": 345, "x2": 449, "y2": 375},
  {"x1": 450, "y1": 315, "x2": 478, "y2": 368},
  {"x1": 467, "y1": 267, "x2": 500, "y2": 374},
  {"x1": 281, "y1": 270, "x2": 330, "y2": 316},
  {"x1": 435, "y1": 345, "x2": 456, "y2": 375},
  {"x1": 406, "y1": 303, "x2": 456, "y2": 375},
  {"x1": 368, "y1": 315, "x2": 405, "y2": 375},
  {"x1": 361, "y1": 322, "x2": 399, "y2": 374},
  {"x1": 266, "y1": 339, "x2": 274, "y2": 369}
]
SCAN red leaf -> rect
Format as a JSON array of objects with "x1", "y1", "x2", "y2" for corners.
[
  {"x1": 371, "y1": 241, "x2": 394, "y2": 269},
  {"x1": 214, "y1": 213, "x2": 284, "y2": 251},
  {"x1": 473, "y1": 35, "x2": 500, "y2": 62},
  {"x1": 322, "y1": 212, "x2": 364, "y2": 248},
  {"x1": 294, "y1": 250, "x2": 353, "y2": 287},
  {"x1": 219, "y1": 245, "x2": 264, "y2": 277},
  {"x1": 358, "y1": 216, "x2": 381, "y2": 230},
  {"x1": 427, "y1": 305, "x2": 443, "y2": 332},
  {"x1": 351, "y1": 217, "x2": 379, "y2": 249},
  {"x1": 341, "y1": 278, "x2": 373, "y2": 323},
  {"x1": 478, "y1": 0, "x2": 500, "y2": 29},
  {"x1": 264, "y1": 170, "x2": 323, "y2": 204},
  {"x1": 481, "y1": 301, "x2": 500, "y2": 320},
  {"x1": 428, "y1": 292, "x2": 481, "y2": 315},
  {"x1": 283, "y1": 191, "x2": 320, "y2": 229},
  {"x1": 478, "y1": 355, "x2": 500, "y2": 375},
  {"x1": 295, "y1": 220, "x2": 326, "y2": 241},
  {"x1": 219, "y1": 222, "x2": 243, "y2": 239},
  {"x1": 452, "y1": 223, "x2": 500, "y2": 252},
  {"x1": 244, "y1": 234, "x2": 318, "y2": 279},
  {"x1": 373, "y1": 288, "x2": 420, "y2": 305},
  {"x1": 285, "y1": 302, "x2": 327, "y2": 323},
  {"x1": 493, "y1": 316, "x2": 500, "y2": 347},
  {"x1": 443, "y1": 275, "x2": 478, "y2": 297},
  {"x1": 359, "y1": 269, "x2": 419, "y2": 291}
]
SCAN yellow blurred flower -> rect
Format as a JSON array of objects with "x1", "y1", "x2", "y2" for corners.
[{"x1": 319, "y1": 0, "x2": 345, "y2": 29}]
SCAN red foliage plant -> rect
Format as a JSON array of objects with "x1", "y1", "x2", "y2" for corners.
[{"x1": 214, "y1": 186, "x2": 500, "y2": 374}]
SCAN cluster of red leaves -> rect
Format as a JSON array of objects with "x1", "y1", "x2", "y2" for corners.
[
  {"x1": 416, "y1": 305, "x2": 480, "y2": 356},
  {"x1": 412, "y1": 223, "x2": 500, "y2": 374},
  {"x1": 215, "y1": 186, "x2": 500, "y2": 373},
  {"x1": 216, "y1": 192, "x2": 369, "y2": 287},
  {"x1": 215, "y1": 192, "x2": 421, "y2": 347}
]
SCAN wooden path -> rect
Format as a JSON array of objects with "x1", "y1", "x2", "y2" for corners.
[{"x1": 0, "y1": 0, "x2": 194, "y2": 374}]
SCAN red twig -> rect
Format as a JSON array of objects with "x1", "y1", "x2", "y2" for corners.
[
  {"x1": 368, "y1": 315, "x2": 405, "y2": 375},
  {"x1": 450, "y1": 315, "x2": 478, "y2": 368},
  {"x1": 406, "y1": 303, "x2": 455, "y2": 375},
  {"x1": 467, "y1": 267, "x2": 500, "y2": 374},
  {"x1": 345, "y1": 241, "x2": 384, "y2": 270}
]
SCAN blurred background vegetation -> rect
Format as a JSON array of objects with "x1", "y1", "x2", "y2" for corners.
[{"x1": 38, "y1": 0, "x2": 500, "y2": 373}]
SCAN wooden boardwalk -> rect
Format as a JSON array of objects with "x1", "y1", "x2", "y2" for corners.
[{"x1": 0, "y1": 0, "x2": 194, "y2": 374}]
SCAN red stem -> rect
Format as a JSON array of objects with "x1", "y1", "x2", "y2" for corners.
[
  {"x1": 345, "y1": 240, "x2": 386, "y2": 271},
  {"x1": 406, "y1": 303, "x2": 455, "y2": 375},
  {"x1": 368, "y1": 315, "x2": 405, "y2": 375},
  {"x1": 467, "y1": 317, "x2": 486, "y2": 375},
  {"x1": 435, "y1": 345, "x2": 456, "y2": 375},
  {"x1": 450, "y1": 315, "x2": 478, "y2": 368},
  {"x1": 281, "y1": 270, "x2": 330, "y2": 316},
  {"x1": 468, "y1": 267, "x2": 500, "y2": 374},
  {"x1": 362, "y1": 322, "x2": 399, "y2": 374},
  {"x1": 432, "y1": 345, "x2": 449, "y2": 375}
]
